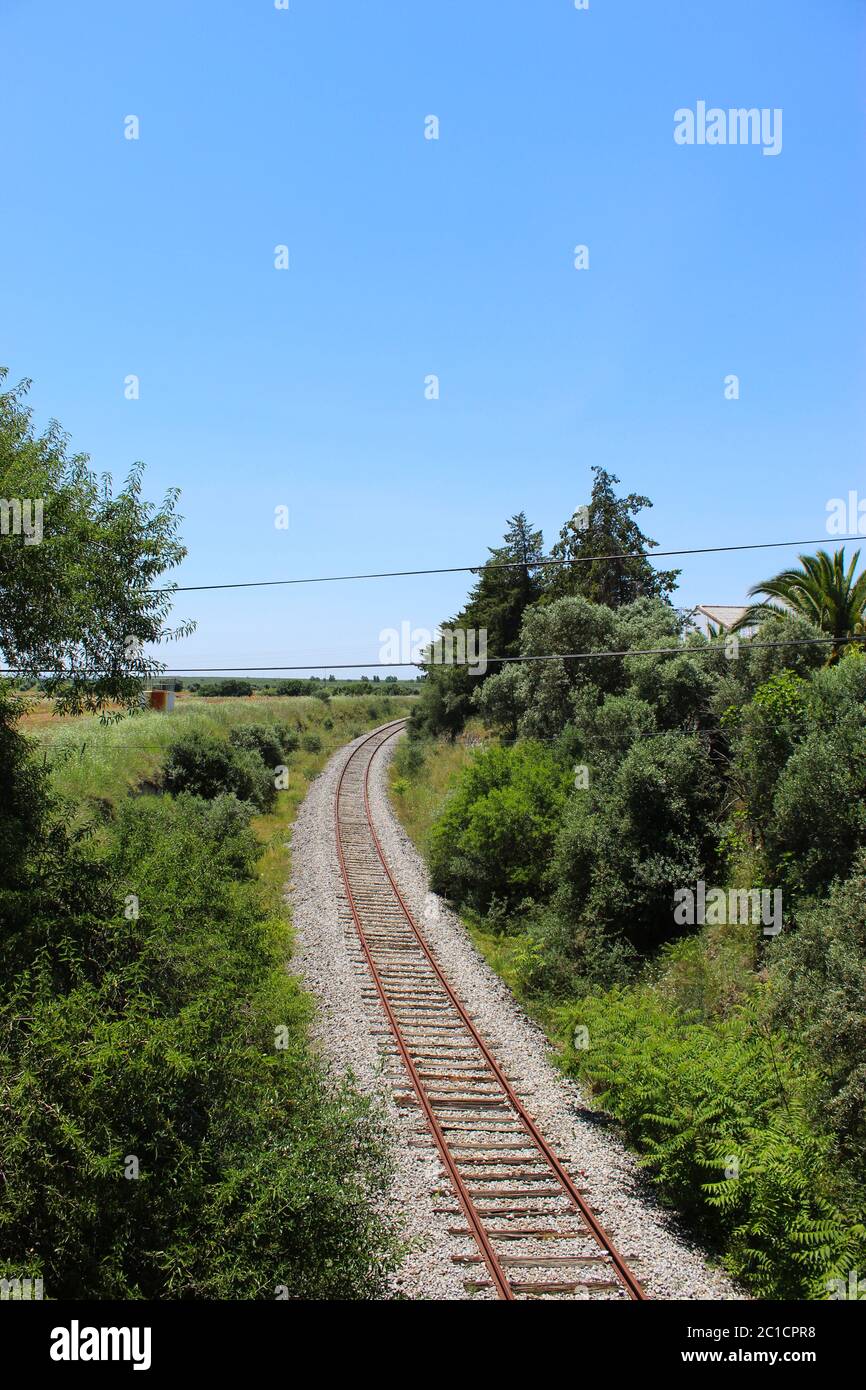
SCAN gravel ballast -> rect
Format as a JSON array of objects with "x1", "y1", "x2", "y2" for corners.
[{"x1": 288, "y1": 727, "x2": 743, "y2": 1301}]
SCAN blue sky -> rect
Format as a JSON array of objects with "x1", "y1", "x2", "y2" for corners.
[{"x1": 2, "y1": 0, "x2": 864, "y2": 674}]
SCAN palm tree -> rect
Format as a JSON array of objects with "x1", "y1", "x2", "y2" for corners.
[{"x1": 733, "y1": 548, "x2": 866, "y2": 661}]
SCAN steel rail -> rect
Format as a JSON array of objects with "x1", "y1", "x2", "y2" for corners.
[
  {"x1": 335, "y1": 719, "x2": 647, "y2": 1301},
  {"x1": 335, "y1": 721, "x2": 513, "y2": 1298}
]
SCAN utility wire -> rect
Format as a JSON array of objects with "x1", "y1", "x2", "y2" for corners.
[
  {"x1": 4, "y1": 634, "x2": 863, "y2": 677},
  {"x1": 154, "y1": 535, "x2": 866, "y2": 594}
]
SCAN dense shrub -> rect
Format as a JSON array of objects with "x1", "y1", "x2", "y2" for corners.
[
  {"x1": 472, "y1": 663, "x2": 523, "y2": 738},
  {"x1": 514, "y1": 907, "x2": 638, "y2": 1001},
  {"x1": 612, "y1": 594, "x2": 683, "y2": 649},
  {"x1": 228, "y1": 722, "x2": 289, "y2": 769},
  {"x1": 162, "y1": 730, "x2": 275, "y2": 811},
  {"x1": 621, "y1": 651, "x2": 714, "y2": 731},
  {"x1": 301, "y1": 732, "x2": 322, "y2": 753},
  {"x1": 274, "y1": 723, "x2": 300, "y2": 753},
  {"x1": 769, "y1": 853, "x2": 866, "y2": 1164},
  {"x1": 0, "y1": 694, "x2": 116, "y2": 991},
  {"x1": 410, "y1": 662, "x2": 476, "y2": 740},
  {"x1": 569, "y1": 688, "x2": 657, "y2": 769},
  {"x1": 505, "y1": 596, "x2": 621, "y2": 739},
  {"x1": 474, "y1": 597, "x2": 687, "y2": 743},
  {"x1": 739, "y1": 613, "x2": 828, "y2": 688},
  {"x1": 768, "y1": 729, "x2": 866, "y2": 897},
  {"x1": 428, "y1": 742, "x2": 572, "y2": 911},
  {"x1": 743, "y1": 656, "x2": 866, "y2": 898},
  {"x1": 552, "y1": 732, "x2": 720, "y2": 943}
]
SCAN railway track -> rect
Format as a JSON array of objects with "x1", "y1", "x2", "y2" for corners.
[{"x1": 335, "y1": 719, "x2": 647, "y2": 1302}]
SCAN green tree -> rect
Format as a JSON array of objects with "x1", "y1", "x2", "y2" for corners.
[
  {"x1": 552, "y1": 732, "x2": 720, "y2": 943},
  {"x1": 462, "y1": 511, "x2": 546, "y2": 658},
  {"x1": 724, "y1": 670, "x2": 808, "y2": 862},
  {"x1": 412, "y1": 512, "x2": 545, "y2": 737},
  {"x1": 473, "y1": 662, "x2": 523, "y2": 739},
  {"x1": 0, "y1": 371, "x2": 191, "y2": 714},
  {"x1": 768, "y1": 725, "x2": 866, "y2": 900},
  {"x1": 544, "y1": 466, "x2": 679, "y2": 607},
  {"x1": 475, "y1": 596, "x2": 695, "y2": 742}
]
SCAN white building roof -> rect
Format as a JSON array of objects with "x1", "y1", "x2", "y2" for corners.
[{"x1": 693, "y1": 604, "x2": 750, "y2": 631}]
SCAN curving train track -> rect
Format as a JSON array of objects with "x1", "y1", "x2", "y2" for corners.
[{"x1": 334, "y1": 719, "x2": 647, "y2": 1302}]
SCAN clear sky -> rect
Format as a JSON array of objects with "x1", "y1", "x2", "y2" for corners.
[{"x1": 2, "y1": 0, "x2": 864, "y2": 674}]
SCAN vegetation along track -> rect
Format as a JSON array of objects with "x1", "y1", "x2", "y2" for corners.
[{"x1": 335, "y1": 720, "x2": 647, "y2": 1302}]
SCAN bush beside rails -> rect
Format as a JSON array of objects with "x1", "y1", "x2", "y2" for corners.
[
  {"x1": 0, "y1": 695, "x2": 401, "y2": 1298},
  {"x1": 428, "y1": 742, "x2": 572, "y2": 910},
  {"x1": 162, "y1": 722, "x2": 306, "y2": 811},
  {"x1": 562, "y1": 985, "x2": 863, "y2": 1300},
  {"x1": 395, "y1": 592, "x2": 866, "y2": 1300}
]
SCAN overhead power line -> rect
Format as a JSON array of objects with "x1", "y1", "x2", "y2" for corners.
[
  {"x1": 155, "y1": 535, "x2": 866, "y2": 594},
  {"x1": 4, "y1": 634, "x2": 863, "y2": 677}
]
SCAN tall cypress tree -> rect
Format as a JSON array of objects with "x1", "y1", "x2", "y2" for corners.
[
  {"x1": 545, "y1": 466, "x2": 679, "y2": 607},
  {"x1": 412, "y1": 512, "x2": 545, "y2": 736},
  {"x1": 461, "y1": 512, "x2": 546, "y2": 657}
]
